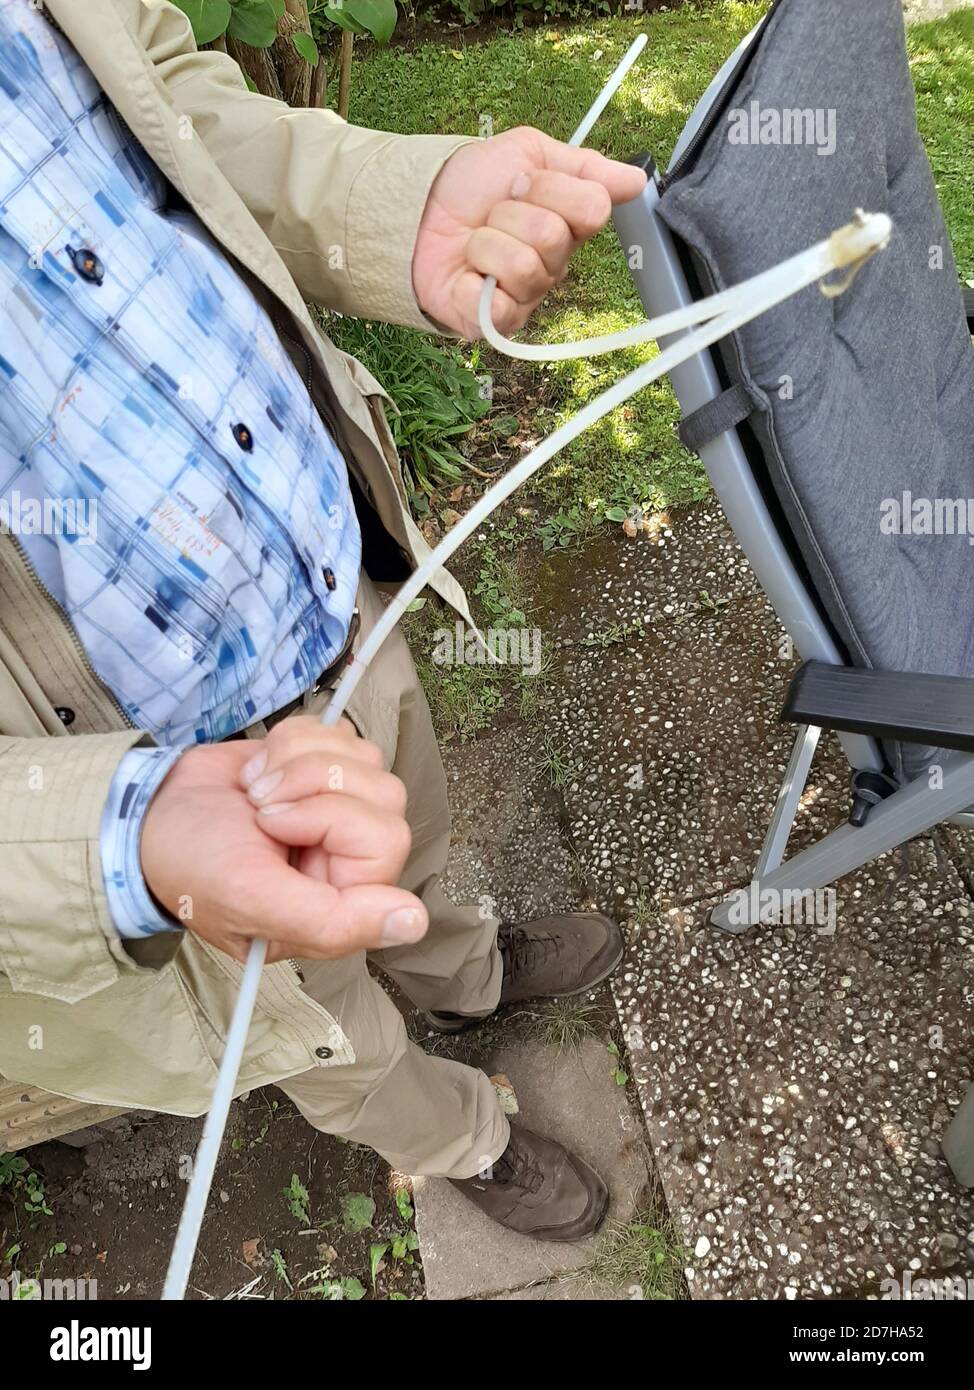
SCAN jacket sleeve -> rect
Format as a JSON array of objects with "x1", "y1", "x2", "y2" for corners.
[
  {"x1": 132, "y1": 0, "x2": 478, "y2": 330},
  {"x1": 0, "y1": 730, "x2": 164, "y2": 1003}
]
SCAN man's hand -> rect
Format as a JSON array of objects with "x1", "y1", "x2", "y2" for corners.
[
  {"x1": 412, "y1": 127, "x2": 647, "y2": 339},
  {"x1": 140, "y1": 719, "x2": 426, "y2": 964}
]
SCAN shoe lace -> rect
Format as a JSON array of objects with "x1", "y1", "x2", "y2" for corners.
[
  {"x1": 494, "y1": 1131, "x2": 545, "y2": 1196},
  {"x1": 499, "y1": 926, "x2": 560, "y2": 988}
]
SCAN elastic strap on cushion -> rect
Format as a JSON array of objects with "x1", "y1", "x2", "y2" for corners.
[{"x1": 677, "y1": 382, "x2": 761, "y2": 455}]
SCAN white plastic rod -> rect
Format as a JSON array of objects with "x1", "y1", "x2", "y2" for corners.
[
  {"x1": 324, "y1": 212, "x2": 891, "y2": 724},
  {"x1": 161, "y1": 934, "x2": 267, "y2": 1300},
  {"x1": 571, "y1": 33, "x2": 647, "y2": 148},
  {"x1": 479, "y1": 214, "x2": 890, "y2": 360}
]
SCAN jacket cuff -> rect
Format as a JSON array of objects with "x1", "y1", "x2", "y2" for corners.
[
  {"x1": 0, "y1": 731, "x2": 157, "y2": 1002},
  {"x1": 100, "y1": 747, "x2": 185, "y2": 939},
  {"x1": 344, "y1": 133, "x2": 481, "y2": 331}
]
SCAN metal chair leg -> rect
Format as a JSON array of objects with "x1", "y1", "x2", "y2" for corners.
[
  {"x1": 710, "y1": 724, "x2": 820, "y2": 933},
  {"x1": 943, "y1": 1080, "x2": 974, "y2": 1187},
  {"x1": 710, "y1": 750, "x2": 974, "y2": 932}
]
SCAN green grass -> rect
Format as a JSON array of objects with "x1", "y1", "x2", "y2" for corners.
[
  {"x1": 588, "y1": 1210, "x2": 689, "y2": 1300},
  {"x1": 322, "y1": 314, "x2": 491, "y2": 495},
  {"x1": 908, "y1": 9, "x2": 974, "y2": 281},
  {"x1": 345, "y1": 3, "x2": 772, "y2": 516},
  {"x1": 529, "y1": 997, "x2": 602, "y2": 1051}
]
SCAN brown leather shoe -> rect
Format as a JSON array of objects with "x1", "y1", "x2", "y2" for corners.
[
  {"x1": 426, "y1": 912, "x2": 623, "y2": 1033},
  {"x1": 450, "y1": 1121, "x2": 609, "y2": 1242}
]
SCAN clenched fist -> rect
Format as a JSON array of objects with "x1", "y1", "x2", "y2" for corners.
[
  {"x1": 140, "y1": 717, "x2": 426, "y2": 964},
  {"x1": 412, "y1": 126, "x2": 646, "y2": 339}
]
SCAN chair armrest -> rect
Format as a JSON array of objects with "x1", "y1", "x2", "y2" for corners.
[{"x1": 781, "y1": 661, "x2": 974, "y2": 753}]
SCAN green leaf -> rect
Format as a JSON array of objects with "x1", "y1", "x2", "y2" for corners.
[
  {"x1": 283, "y1": 1173, "x2": 311, "y2": 1224},
  {"x1": 341, "y1": 1191, "x2": 376, "y2": 1233},
  {"x1": 321, "y1": 5, "x2": 368, "y2": 36},
  {"x1": 309, "y1": 1279, "x2": 346, "y2": 1300},
  {"x1": 342, "y1": 1276, "x2": 366, "y2": 1301},
  {"x1": 389, "y1": 1291, "x2": 407, "y2": 1300},
  {"x1": 604, "y1": 506, "x2": 628, "y2": 523},
  {"x1": 270, "y1": 1249, "x2": 292, "y2": 1289},
  {"x1": 369, "y1": 1242, "x2": 388, "y2": 1286},
  {"x1": 292, "y1": 31, "x2": 320, "y2": 67},
  {"x1": 344, "y1": 0, "x2": 398, "y2": 44},
  {"x1": 227, "y1": 0, "x2": 280, "y2": 49},
  {"x1": 394, "y1": 1188, "x2": 414, "y2": 1223},
  {"x1": 169, "y1": 0, "x2": 232, "y2": 45},
  {"x1": 613, "y1": 1067, "x2": 629, "y2": 1087}
]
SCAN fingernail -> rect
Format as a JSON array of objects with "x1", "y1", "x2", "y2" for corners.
[
  {"x1": 380, "y1": 908, "x2": 425, "y2": 947},
  {"x1": 510, "y1": 171, "x2": 531, "y2": 199},
  {"x1": 248, "y1": 768, "x2": 284, "y2": 801},
  {"x1": 257, "y1": 801, "x2": 296, "y2": 816},
  {"x1": 241, "y1": 750, "x2": 268, "y2": 786}
]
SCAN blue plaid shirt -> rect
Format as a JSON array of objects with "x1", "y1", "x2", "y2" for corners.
[{"x1": 0, "y1": 1, "x2": 361, "y2": 937}]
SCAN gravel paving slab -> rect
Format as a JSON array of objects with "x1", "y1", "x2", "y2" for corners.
[{"x1": 534, "y1": 512, "x2": 974, "y2": 1298}]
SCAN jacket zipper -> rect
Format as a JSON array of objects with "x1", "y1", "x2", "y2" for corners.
[{"x1": 4, "y1": 534, "x2": 135, "y2": 729}]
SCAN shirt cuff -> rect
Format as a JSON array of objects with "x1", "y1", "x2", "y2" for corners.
[{"x1": 100, "y1": 748, "x2": 184, "y2": 939}]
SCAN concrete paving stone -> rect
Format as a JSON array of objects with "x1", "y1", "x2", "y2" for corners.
[
  {"x1": 903, "y1": 0, "x2": 973, "y2": 19},
  {"x1": 414, "y1": 1038, "x2": 652, "y2": 1300},
  {"x1": 533, "y1": 507, "x2": 855, "y2": 913},
  {"x1": 489, "y1": 1277, "x2": 628, "y2": 1300},
  {"x1": 441, "y1": 724, "x2": 579, "y2": 927},
  {"x1": 529, "y1": 512, "x2": 974, "y2": 1298},
  {"x1": 939, "y1": 823, "x2": 974, "y2": 901}
]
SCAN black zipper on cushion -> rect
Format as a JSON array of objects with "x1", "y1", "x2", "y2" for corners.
[{"x1": 657, "y1": 0, "x2": 787, "y2": 194}]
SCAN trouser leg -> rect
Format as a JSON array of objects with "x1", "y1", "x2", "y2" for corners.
[
  {"x1": 282, "y1": 575, "x2": 507, "y2": 1175},
  {"x1": 277, "y1": 951, "x2": 509, "y2": 1178}
]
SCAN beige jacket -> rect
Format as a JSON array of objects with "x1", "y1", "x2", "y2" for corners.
[{"x1": 0, "y1": 0, "x2": 476, "y2": 1114}]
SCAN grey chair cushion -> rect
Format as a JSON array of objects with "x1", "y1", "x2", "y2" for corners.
[{"x1": 658, "y1": 0, "x2": 974, "y2": 781}]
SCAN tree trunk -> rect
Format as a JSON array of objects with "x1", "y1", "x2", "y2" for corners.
[
  {"x1": 221, "y1": 0, "x2": 318, "y2": 108},
  {"x1": 310, "y1": 58, "x2": 327, "y2": 110},
  {"x1": 337, "y1": 29, "x2": 353, "y2": 120}
]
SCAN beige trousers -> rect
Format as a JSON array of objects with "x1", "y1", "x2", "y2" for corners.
[{"x1": 276, "y1": 577, "x2": 511, "y2": 1179}]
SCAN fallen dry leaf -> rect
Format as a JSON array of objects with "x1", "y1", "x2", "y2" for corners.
[{"x1": 489, "y1": 1073, "x2": 519, "y2": 1116}]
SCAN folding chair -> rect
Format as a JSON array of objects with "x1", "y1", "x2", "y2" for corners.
[{"x1": 613, "y1": 0, "x2": 974, "y2": 1184}]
